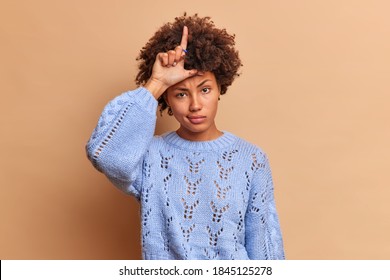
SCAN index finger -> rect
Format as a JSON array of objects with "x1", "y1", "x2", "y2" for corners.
[{"x1": 180, "y1": 25, "x2": 188, "y2": 50}]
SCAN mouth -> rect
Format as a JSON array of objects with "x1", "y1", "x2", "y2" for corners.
[{"x1": 187, "y1": 115, "x2": 206, "y2": 124}]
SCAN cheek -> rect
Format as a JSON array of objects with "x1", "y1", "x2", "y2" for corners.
[
  {"x1": 206, "y1": 97, "x2": 219, "y2": 111},
  {"x1": 170, "y1": 102, "x2": 187, "y2": 116}
]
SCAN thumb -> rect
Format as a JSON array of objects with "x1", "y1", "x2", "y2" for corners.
[{"x1": 185, "y1": 69, "x2": 198, "y2": 77}]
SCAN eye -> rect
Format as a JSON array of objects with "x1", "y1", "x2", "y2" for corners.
[
  {"x1": 201, "y1": 87, "x2": 211, "y2": 94},
  {"x1": 176, "y1": 92, "x2": 187, "y2": 98}
]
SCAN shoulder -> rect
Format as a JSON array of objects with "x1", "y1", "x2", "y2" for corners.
[{"x1": 227, "y1": 131, "x2": 268, "y2": 157}]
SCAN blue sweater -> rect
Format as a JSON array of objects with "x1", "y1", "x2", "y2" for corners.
[{"x1": 86, "y1": 87, "x2": 285, "y2": 260}]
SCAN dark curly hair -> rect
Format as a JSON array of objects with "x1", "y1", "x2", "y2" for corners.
[{"x1": 135, "y1": 13, "x2": 242, "y2": 114}]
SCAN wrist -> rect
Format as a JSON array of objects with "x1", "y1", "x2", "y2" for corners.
[{"x1": 144, "y1": 78, "x2": 168, "y2": 100}]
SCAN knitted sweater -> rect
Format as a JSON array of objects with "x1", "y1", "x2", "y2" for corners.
[{"x1": 86, "y1": 87, "x2": 285, "y2": 260}]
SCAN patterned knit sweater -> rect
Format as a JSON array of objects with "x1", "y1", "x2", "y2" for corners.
[{"x1": 86, "y1": 87, "x2": 285, "y2": 260}]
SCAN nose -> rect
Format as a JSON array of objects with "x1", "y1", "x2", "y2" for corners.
[{"x1": 189, "y1": 95, "x2": 202, "y2": 112}]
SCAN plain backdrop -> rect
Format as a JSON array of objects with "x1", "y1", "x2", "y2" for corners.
[{"x1": 1, "y1": 0, "x2": 389, "y2": 259}]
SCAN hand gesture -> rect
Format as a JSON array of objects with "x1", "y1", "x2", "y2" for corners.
[{"x1": 145, "y1": 26, "x2": 198, "y2": 99}]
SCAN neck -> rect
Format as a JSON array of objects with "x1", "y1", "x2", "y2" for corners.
[{"x1": 176, "y1": 126, "x2": 223, "y2": 142}]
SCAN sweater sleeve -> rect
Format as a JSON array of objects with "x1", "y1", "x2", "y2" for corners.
[
  {"x1": 85, "y1": 87, "x2": 158, "y2": 199},
  {"x1": 245, "y1": 152, "x2": 285, "y2": 260}
]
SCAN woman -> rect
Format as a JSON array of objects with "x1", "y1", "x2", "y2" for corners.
[{"x1": 86, "y1": 14, "x2": 284, "y2": 260}]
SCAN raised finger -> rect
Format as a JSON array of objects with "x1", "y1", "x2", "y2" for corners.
[{"x1": 180, "y1": 25, "x2": 188, "y2": 51}]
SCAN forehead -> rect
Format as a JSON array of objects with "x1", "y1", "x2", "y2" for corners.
[{"x1": 173, "y1": 71, "x2": 217, "y2": 88}]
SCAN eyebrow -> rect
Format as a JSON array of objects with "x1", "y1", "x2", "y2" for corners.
[{"x1": 174, "y1": 79, "x2": 212, "y2": 91}]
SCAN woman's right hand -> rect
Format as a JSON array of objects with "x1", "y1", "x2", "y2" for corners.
[{"x1": 145, "y1": 26, "x2": 198, "y2": 99}]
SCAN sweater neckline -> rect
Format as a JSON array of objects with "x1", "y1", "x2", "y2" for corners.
[{"x1": 162, "y1": 131, "x2": 237, "y2": 151}]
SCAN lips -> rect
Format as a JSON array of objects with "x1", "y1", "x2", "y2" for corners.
[{"x1": 187, "y1": 115, "x2": 206, "y2": 124}]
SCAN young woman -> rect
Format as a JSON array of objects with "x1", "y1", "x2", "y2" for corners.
[{"x1": 86, "y1": 14, "x2": 284, "y2": 260}]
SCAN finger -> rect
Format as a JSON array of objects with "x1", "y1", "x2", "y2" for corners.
[
  {"x1": 167, "y1": 50, "x2": 176, "y2": 66},
  {"x1": 158, "y1": 52, "x2": 168, "y2": 66},
  {"x1": 174, "y1": 45, "x2": 184, "y2": 64},
  {"x1": 180, "y1": 25, "x2": 188, "y2": 51}
]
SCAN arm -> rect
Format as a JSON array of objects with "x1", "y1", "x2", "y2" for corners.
[
  {"x1": 245, "y1": 152, "x2": 285, "y2": 259},
  {"x1": 86, "y1": 26, "x2": 197, "y2": 198},
  {"x1": 85, "y1": 87, "x2": 157, "y2": 198}
]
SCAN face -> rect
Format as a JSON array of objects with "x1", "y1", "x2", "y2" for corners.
[{"x1": 165, "y1": 71, "x2": 222, "y2": 141}]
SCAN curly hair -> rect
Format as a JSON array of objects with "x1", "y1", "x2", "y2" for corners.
[{"x1": 135, "y1": 13, "x2": 242, "y2": 114}]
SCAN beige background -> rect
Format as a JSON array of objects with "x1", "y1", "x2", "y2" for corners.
[{"x1": 1, "y1": 0, "x2": 389, "y2": 259}]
